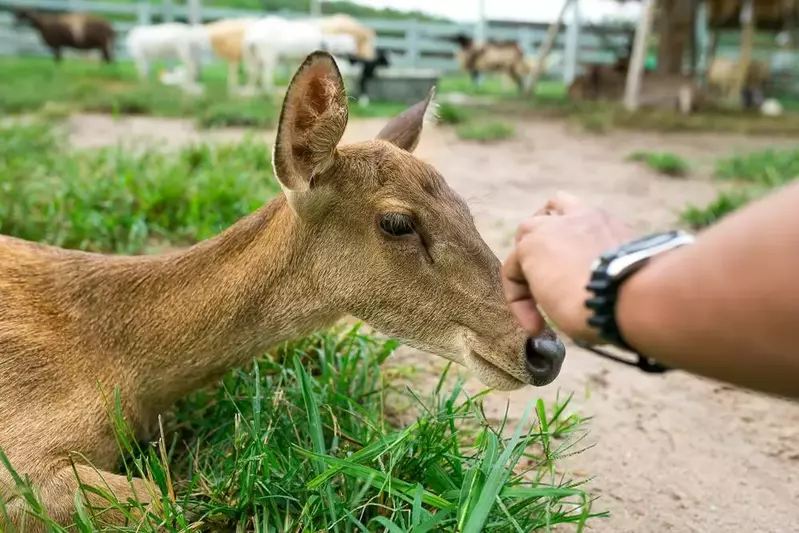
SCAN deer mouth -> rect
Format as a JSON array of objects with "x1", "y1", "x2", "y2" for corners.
[
  {"x1": 465, "y1": 350, "x2": 527, "y2": 390},
  {"x1": 466, "y1": 335, "x2": 565, "y2": 389}
]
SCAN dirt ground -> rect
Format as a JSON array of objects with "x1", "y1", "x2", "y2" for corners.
[{"x1": 65, "y1": 112, "x2": 799, "y2": 533}]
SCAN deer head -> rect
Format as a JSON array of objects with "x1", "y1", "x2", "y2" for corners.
[{"x1": 272, "y1": 51, "x2": 565, "y2": 389}]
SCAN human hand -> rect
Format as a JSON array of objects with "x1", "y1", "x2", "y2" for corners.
[{"x1": 501, "y1": 192, "x2": 637, "y2": 345}]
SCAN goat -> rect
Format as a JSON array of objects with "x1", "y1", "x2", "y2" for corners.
[
  {"x1": 705, "y1": 56, "x2": 771, "y2": 108},
  {"x1": 125, "y1": 22, "x2": 210, "y2": 88},
  {"x1": 443, "y1": 33, "x2": 541, "y2": 94},
  {"x1": 310, "y1": 13, "x2": 377, "y2": 61},
  {"x1": 241, "y1": 16, "x2": 359, "y2": 95},
  {"x1": 566, "y1": 40, "x2": 635, "y2": 102},
  {"x1": 0, "y1": 50, "x2": 566, "y2": 531},
  {"x1": 12, "y1": 7, "x2": 115, "y2": 63},
  {"x1": 345, "y1": 47, "x2": 391, "y2": 106},
  {"x1": 203, "y1": 16, "x2": 259, "y2": 94}
]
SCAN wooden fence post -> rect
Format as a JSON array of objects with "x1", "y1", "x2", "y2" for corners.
[
  {"x1": 187, "y1": 0, "x2": 201, "y2": 25},
  {"x1": 729, "y1": 0, "x2": 755, "y2": 101},
  {"x1": 518, "y1": 25, "x2": 534, "y2": 55},
  {"x1": 136, "y1": 1, "x2": 151, "y2": 26},
  {"x1": 623, "y1": 0, "x2": 656, "y2": 111},
  {"x1": 525, "y1": 0, "x2": 573, "y2": 96},
  {"x1": 693, "y1": 0, "x2": 709, "y2": 84},
  {"x1": 405, "y1": 19, "x2": 421, "y2": 68},
  {"x1": 163, "y1": 0, "x2": 174, "y2": 23},
  {"x1": 563, "y1": 0, "x2": 582, "y2": 85}
]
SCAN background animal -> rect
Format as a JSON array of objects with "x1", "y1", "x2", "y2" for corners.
[
  {"x1": 345, "y1": 47, "x2": 391, "y2": 105},
  {"x1": 12, "y1": 7, "x2": 115, "y2": 63},
  {"x1": 0, "y1": 50, "x2": 565, "y2": 531},
  {"x1": 203, "y1": 16, "x2": 259, "y2": 93},
  {"x1": 125, "y1": 22, "x2": 210, "y2": 86},
  {"x1": 241, "y1": 15, "x2": 359, "y2": 95},
  {"x1": 311, "y1": 13, "x2": 376, "y2": 60},
  {"x1": 444, "y1": 33, "x2": 533, "y2": 93},
  {"x1": 706, "y1": 56, "x2": 771, "y2": 107}
]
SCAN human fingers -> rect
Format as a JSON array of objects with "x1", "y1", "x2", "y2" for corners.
[
  {"x1": 543, "y1": 190, "x2": 585, "y2": 215},
  {"x1": 501, "y1": 248, "x2": 546, "y2": 335},
  {"x1": 515, "y1": 212, "x2": 550, "y2": 245}
]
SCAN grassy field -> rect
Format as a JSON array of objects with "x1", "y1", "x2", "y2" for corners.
[
  {"x1": 0, "y1": 56, "x2": 415, "y2": 127},
  {"x1": 679, "y1": 148, "x2": 799, "y2": 229},
  {"x1": 0, "y1": 119, "x2": 603, "y2": 531},
  {"x1": 3, "y1": 54, "x2": 799, "y2": 139}
]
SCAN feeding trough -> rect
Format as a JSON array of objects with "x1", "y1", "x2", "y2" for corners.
[{"x1": 344, "y1": 67, "x2": 440, "y2": 105}]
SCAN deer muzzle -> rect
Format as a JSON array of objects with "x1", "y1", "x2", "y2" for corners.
[{"x1": 524, "y1": 335, "x2": 566, "y2": 386}]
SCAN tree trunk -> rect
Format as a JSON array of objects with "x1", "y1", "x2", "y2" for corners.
[{"x1": 656, "y1": 0, "x2": 695, "y2": 75}]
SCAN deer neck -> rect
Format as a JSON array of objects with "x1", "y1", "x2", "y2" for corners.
[{"x1": 76, "y1": 195, "x2": 341, "y2": 406}]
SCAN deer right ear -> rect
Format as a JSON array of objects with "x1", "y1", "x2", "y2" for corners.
[
  {"x1": 272, "y1": 51, "x2": 349, "y2": 195},
  {"x1": 375, "y1": 86, "x2": 437, "y2": 153}
]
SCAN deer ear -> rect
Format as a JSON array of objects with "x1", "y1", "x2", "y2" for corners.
[
  {"x1": 272, "y1": 51, "x2": 348, "y2": 194},
  {"x1": 375, "y1": 86, "x2": 437, "y2": 153}
]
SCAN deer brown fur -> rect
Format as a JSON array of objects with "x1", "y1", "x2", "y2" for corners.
[
  {"x1": 12, "y1": 7, "x2": 115, "y2": 63},
  {"x1": 0, "y1": 51, "x2": 565, "y2": 531}
]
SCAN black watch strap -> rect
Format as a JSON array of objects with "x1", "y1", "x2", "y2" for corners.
[{"x1": 582, "y1": 230, "x2": 695, "y2": 373}]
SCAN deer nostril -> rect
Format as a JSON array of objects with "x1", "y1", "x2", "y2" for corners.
[{"x1": 524, "y1": 337, "x2": 566, "y2": 376}]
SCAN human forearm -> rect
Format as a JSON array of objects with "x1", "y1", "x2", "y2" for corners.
[{"x1": 617, "y1": 181, "x2": 799, "y2": 398}]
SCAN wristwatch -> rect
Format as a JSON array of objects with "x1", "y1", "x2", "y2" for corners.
[{"x1": 582, "y1": 229, "x2": 696, "y2": 373}]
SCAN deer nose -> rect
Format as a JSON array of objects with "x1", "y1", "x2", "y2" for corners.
[{"x1": 524, "y1": 337, "x2": 566, "y2": 384}]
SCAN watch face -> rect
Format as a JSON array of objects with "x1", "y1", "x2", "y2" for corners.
[{"x1": 622, "y1": 231, "x2": 683, "y2": 254}]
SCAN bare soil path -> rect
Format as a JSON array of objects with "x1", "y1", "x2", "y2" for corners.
[{"x1": 65, "y1": 112, "x2": 799, "y2": 533}]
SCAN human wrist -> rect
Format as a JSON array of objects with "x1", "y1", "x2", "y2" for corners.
[
  {"x1": 583, "y1": 230, "x2": 695, "y2": 371},
  {"x1": 614, "y1": 246, "x2": 684, "y2": 355}
]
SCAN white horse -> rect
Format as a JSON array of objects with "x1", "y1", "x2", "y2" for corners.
[
  {"x1": 125, "y1": 22, "x2": 210, "y2": 90},
  {"x1": 241, "y1": 15, "x2": 359, "y2": 96}
]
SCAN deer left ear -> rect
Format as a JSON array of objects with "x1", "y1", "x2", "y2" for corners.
[
  {"x1": 272, "y1": 51, "x2": 349, "y2": 194},
  {"x1": 375, "y1": 86, "x2": 437, "y2": 153}
]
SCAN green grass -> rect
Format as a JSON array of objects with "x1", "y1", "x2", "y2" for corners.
[
  {"x1": 0, "y1": 56, "x2": 410, "y2": 126},
  {"x1": 0, "y1": 120, "x2": 279, "y2": 253},
  {"x1": 436, "y1": 102, "x2": 471, "y2": 125},
  {"x1": 714, "y1": 148, "x2": 799, "y2": 186},
  {"x1": 626, "y1": 151, "x2": 691, "y2": 177},
  {"x1": 680, "y1": 148, "x2": 799, "y2": 229},
  {"x1": 1, "y1": 326, "x2": 601, "y2": 531},
  {"x1": 0, "y1": 56, "x2": 573, "y2": 127},
  {"x1": 456, "y1": 121, "x2": 516, "y2": 143},
  {"x1": 0, "y1": 120, "x2": 603, "y2": 531},
  {"x1": 508, "y1": 95, "x2": 799, "y2": 137}
]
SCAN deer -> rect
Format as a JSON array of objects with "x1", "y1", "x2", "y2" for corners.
[{"x1": 0, "y1": 50, "x2": 566, "y2": 531}]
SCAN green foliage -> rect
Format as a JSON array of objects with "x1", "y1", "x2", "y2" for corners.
[
  {"x1": 714, "y1": 148, "x2": 799, "y2": 186},
  {"x1": 680, "y1": 189, "x2": 754, "y2": 229},
  {"x1": 0, "y1": 325, "x2": 602, "y2": 531},
  {"x1": 456, "y1": 121, "x2": 516, "y2": 142},
  {"x1": 627, "y1": 151, "x2": 690, "y2": 177},
  {"x1": 197, "y1": 97, "x2": 278, "y2": 129},
  {"x1": 0, "y1": 121, "x2": 279, "y2": 253},
  {"x1": 436, "y1": 103, "x2": 470, "y2": 125},
  {"x1": 680, "y1": 149, "x2": 799, "y2": 229},
  {"x1": 0, "y1": 57, "x2": 397, "y2": 122}
]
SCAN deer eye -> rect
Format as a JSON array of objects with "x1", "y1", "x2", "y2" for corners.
[{"x1": 379, "y1": 213, "x2": 415, "y2": 237}]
